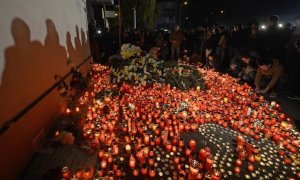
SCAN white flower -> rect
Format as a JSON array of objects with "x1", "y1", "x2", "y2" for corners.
[{"x1": 141, "y1": 81, "x2": 147, "y2": 86}]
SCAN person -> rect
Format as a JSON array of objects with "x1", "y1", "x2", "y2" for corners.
[
  {"x1": 169, "y1": 25, "x2": 184, "y2": 61},
  {"x1": 238, "y1": 49, "x2": 260, "y2": 85},
  {"x1": 155, "y1": 31, "x2": 164, "y2": 47},
  {"x1": 286, "y1": 16, "x2": 300, "y2": 100},
  {"x1": 88, "y1": 19, "x2": 100, "y2": 63},
  {"x1": 254, "y1": 58, "x2": 285, "y2": 98},
  {"x1": 203, "y1": 28, "x2": 216, "y2": 60},
  {"x1": 263, "y1": 15, "x2": 285, "y2": 61},
  {"x1": 205, "y1": 51, "x2": 221, "y2": 70},
  {"x1": 149, "y1": 47, "x2": 159, "y2": 60}
]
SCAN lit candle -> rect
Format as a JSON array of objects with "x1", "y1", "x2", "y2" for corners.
[
  {"x1": 211, "y1": 170, "x2": 221, "y2": 180},
  {"x1": 198, "y1": 148, "x2": 207, "y2": 161},
  {"x1": 166, "y1": 142, "x2": 172, "y2": 152},
  {"x1": 149, "y1": 157, "x2": 155, "y2": 166},
  {"x1": 61, "y1": 166, "x2": 70, "y2": 179},
  {"x1": 185, "y1": 146, "x2": 192, "y2": 156},
  {"x1": 133, "y1": 168, "x2": 139, "y2": 176},
  {"x1": 129, "y1": 155, "x2": 136, "y2": 169},
  {"x1": 189, "y1": 160, "x2": 199, "y2": 178},
  {"x1": 189, "y1": 139, "x2": 196, "y2": 152},
  {"x1": 101, "y1": 160, "x2": 107, "y2": 169},
  {"x1": 149, "y1": 166, "x2": 156, "y2": 177},
  {"x1": 125, "y1": 144, "x2": 131, "y2": 154},
  {"x1": 144, "y1": 134, "x2": 150, "y2": 145},
  {"x1": 141, "y1": 163, "x2": 148, "y2": 176},
  {"x1": 205, "y1": 156, "x2": 213, "y2": 171}
]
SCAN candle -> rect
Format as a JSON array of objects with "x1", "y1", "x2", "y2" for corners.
[
  {"x1": 144, "y1": 134, "x2": 150, "y2": 145},
  {"x1": 101, "y1": 160, "x2": 107, "y2": 169},
  {"x1": 211, "y1": 170, "x2": 221, "y2": 180},
  {"x1": 189, "y1": 139, "x2": 196, "y2": 152},
  {"x1": 189, "y1": 160, "x2": 199, "y2": 179},
  {"x1": 237, "y1": 135, "x2": 245, "y2": 146},
  {"x1": 166, "y1": 142, "x2": 172, "y2": 152},
  {"x1": 149, "y1": 157, "x2": 155, "y2": 166},
  {"x1": 116, "y1": 166, "x2": 122, "y2": 177},
  {"x1": 75, "y1": 169, "x2": 82, "y2": 178},
  {"x1": 149, "y1": 166, "x2": 156, "y2": 177},
  {"x1": 205, "y1": 156, "x2": 213, "y2": 171},
  {"x1": 84, "y1": 167, "x2": 92, "y2": 179},
  {"x1": 185, "y1": 146, "x2": 192, "y2": 156},
  {"x1": 174, "y1": 156, "x2": 180, "y2": 164},
  {"x1": 129, "y1": 155, "x2": 136, "y2": 169},
  {"x1": 141, "y1": 163, "x2": 148, "y2": 176},
  {"x1": 133, "y1": 168, "x2": 139, "y2": 176},
  {"x1": 125, "y1": 144, "x2": 131, "y2": 154},
  {"x1": 62, "y1": 166, "x2": 70, "y2": 179},
  {"x1": 198, "y1": 148, "x2": 207, "y2": 161}
]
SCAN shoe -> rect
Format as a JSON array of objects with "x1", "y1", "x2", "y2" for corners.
[
  {"x1": 269, "y1": 91, "x2": 277, "y2": 98},
  {"x1": 287, "y1": 95, "x2": 300, "y2": 100}
]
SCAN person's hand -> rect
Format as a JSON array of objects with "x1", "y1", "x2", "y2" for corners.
[
  {"x1": 255, "y1": 86, "x2": 260, "y2": 93},
  {"x1": 257, "y1": 89, "x2": 268, "y2": 94}
]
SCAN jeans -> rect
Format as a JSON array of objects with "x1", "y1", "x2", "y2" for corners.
[{"x1": 171, "y1": 46, "x2": 180, "y2": 61}]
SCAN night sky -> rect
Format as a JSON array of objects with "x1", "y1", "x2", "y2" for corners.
[{"x1": 184, "y1": 0, "x2": 300, "y2": 25}]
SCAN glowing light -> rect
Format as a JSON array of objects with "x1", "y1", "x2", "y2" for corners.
[
  {"x1": 97, "y1": 30, "x2": 102, "y2": 34},
  {"x1": 184, "y1": 1, "x2": 188, "y2": 5},
  {"x1": 278, "y1": 23, "x2": 283, "y2": 28},
  {"x1": 75, "y1": 107, "x2": 80, "y2": 112},
  {"x1": 220, "y1": 10, "x2": 224, "y2": 14},
  {"x1": 261, "y1": 25, "x2": 266, "y2": 30},
  {"x1": 66, "y1": 108, "x2": 71, "y2": 114}
]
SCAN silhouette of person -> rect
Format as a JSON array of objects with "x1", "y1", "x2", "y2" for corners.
[
  {"x1": 0, "y1": 18, "x2": 43, "y2": 124},
  {"x1": 43, "y1": 19, "x2": 68, "y2": 77}
]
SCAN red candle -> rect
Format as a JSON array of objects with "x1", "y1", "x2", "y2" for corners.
[
  {"x1": 155, "y1": 136, "x2": 161, "y2": 145},
  {"x1": 144, "y1": 134, "x2": 150, "y2": 145},
  {"x1": 189, "y1": 139, "x2": 196, "y2": 152},
  {"x1": 205, "y1": 156, "x2": 214, "y2": 171},
  {"x1": 211, "y1": 170, "x2": 221, "y2": 180},
  {"x1": 198, "y1": 148, "x2": 207, "y2": 161},
  {"x1": 149, "y1": 157, "x2": 155, "y2": 166},
  {"x1": 185, "y1": 146, "x2": 192, "y2": 156},
  {"x1": 101, "y1": 160, "x2": 107, "y2": 169},
  {"x1": 149, "y1": 166, "x2": 156, "y2": 177},
  {"x1": 166, "y1": 142, "x2": 172, "y2": 152},
  {"x1": 141, "y1": 163, "x2": 148, "y2": 176},
  {"x1": 62, "y1": 167, "x2": 70, "y2": 179},
  {"x1": 174, "y1": 156, "x2": 180, "y2": 164},
  {"x1": 129, "y1": 155, "x2": 136, "y2": 169},
  {"x1": 237, "y1": 135, "x2": 245, "y2": 146},
  {"x1": 133, "y1": 168, "x2": 139, "y2": 176}
]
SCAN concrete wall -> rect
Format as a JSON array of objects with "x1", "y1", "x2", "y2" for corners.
[{"x1": 0, "y1": 0, "x2": 90, "y2": 179}]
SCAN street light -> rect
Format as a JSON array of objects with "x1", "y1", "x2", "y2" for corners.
[
  {"x1": 179, "y1": 1, "x2": 188, "y2": 26},
  {"x1": 220, "y1": 10, "x2": 224, "y2": 14}
]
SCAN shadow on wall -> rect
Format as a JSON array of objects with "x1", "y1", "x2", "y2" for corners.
[
  {"x1": 0, "y1": 18, "x2": 90, "y2": 180},
  {"x1": 0, "y1": 18, "x2": 90, "y2": 128}
]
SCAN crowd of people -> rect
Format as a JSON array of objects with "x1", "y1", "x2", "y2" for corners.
[{"x1": 89, "y1": 15, "x2": 300, "y2": 100}]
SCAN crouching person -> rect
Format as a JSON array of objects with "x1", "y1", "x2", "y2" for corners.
[{"x1": 254, "y1": 58, "x2": 286, "y2": 98}]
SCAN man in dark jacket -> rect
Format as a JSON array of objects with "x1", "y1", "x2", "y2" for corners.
[{"x1": 169, "y1": 25, "x2": 184, "y2": 61}]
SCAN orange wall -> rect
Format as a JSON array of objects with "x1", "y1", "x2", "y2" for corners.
[{"x1": 0, "y1": 18, "x2": 90, "y2": 179}]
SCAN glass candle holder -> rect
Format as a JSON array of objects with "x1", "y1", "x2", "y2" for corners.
[
  {"x1": 61, "y1": 166, "x2": 70, "y2": 179},
  {"x1": 141, "y1": 163, "x2": 148, "y2": 176},
  {"x1": 205, "y1": 156, "x2": 214, "y2": 171},
  {"x1": 149, "y1": 166, "x2": 156, "y2": 177},
  {"x1": 133, "y1": 167, "x2": 139, "y2": 176}
]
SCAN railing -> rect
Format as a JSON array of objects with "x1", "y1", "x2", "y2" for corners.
[{"x1": 0, "y1": 55, "x2": 92, "y2": 136}]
